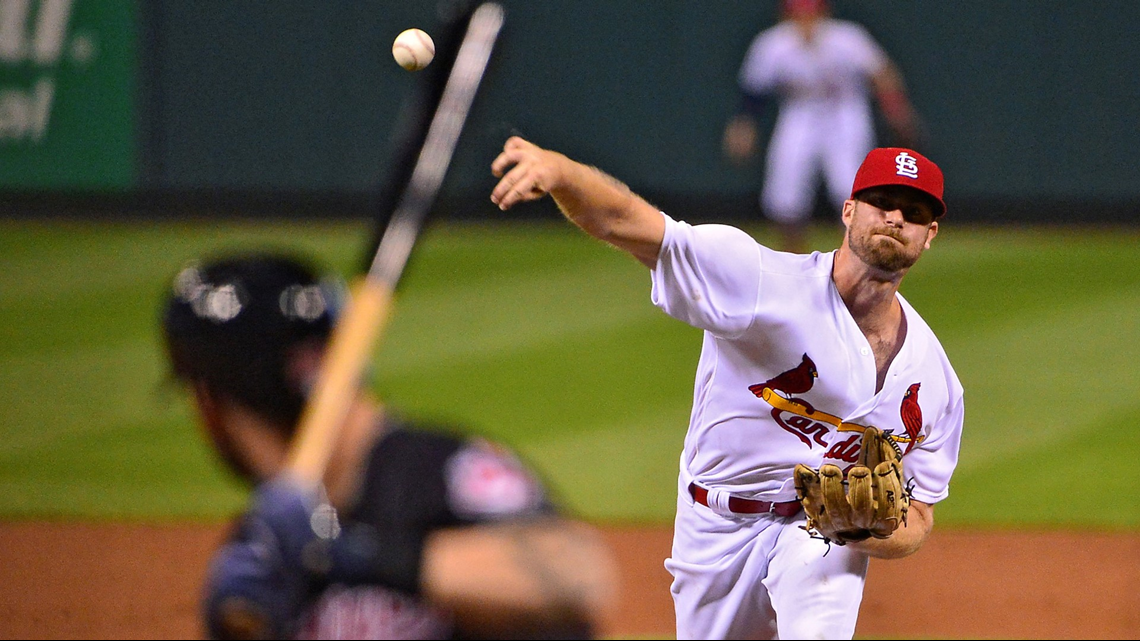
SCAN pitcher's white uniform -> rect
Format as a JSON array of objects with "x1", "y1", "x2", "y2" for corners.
[
  {"x1": 739, "y1": 19, "x2": 889, "y2": 222},
  {"x1": 652, "y1": 213, "x2": 964, "y2": 639}
]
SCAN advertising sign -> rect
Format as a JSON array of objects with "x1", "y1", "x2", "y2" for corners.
[{"x1": 0, "y1": 0, "x2": 135, "y2": 190}]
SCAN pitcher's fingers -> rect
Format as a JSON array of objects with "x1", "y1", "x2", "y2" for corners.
[
  {"x1": 491, "y1": 136, "x2": 537, "y2": 176},
  {"x1": 504, "y1": 135, "x2": 532, "y2": 150},
  {"x1": 490, "y1": 162, "x2": 527, "y2": 204},
  {"x1": 490, "y1": 148, "x2": 523, "y2": 178},
  {"x1": 492, "y1": 165, "x2": 547, "y2": 210}
]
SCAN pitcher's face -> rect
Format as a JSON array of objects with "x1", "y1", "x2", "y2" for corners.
[{"x1": 843, "y1": 186, "x2": 939, "y2": 273}]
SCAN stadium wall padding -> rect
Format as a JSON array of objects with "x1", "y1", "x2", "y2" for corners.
[{"x1": 3, "y1": 0, "x2": 1137, "y2": 223}]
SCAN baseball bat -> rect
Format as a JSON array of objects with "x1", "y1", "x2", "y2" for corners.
[{"x1": 285, "y1": 2, "x2": 505, "y2": 488}]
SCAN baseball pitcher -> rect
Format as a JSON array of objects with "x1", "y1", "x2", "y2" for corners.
[{"x1": 490, "y1": 137, "x2": 963, "y2": 639}]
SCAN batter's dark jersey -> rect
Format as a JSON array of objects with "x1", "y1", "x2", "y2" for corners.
[
  {"x1": 349, "y1": 420, "x2": 555, "y2": 533},
  {"x1": 209, "y1": 418, "x2": 557, "y2": 640}
]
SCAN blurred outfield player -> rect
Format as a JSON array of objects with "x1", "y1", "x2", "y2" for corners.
[
  {"x1": 490, "y1": 137, "x2": 963, "y2": 639},
  {"x1": 160, "y1": 252, "x2": 618, "y2": 640},
  {"x1": 723, "y1": 0, "x2": 922, "y2": 253}
]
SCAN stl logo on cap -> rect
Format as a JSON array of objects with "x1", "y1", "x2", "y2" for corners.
[
  {"x1": 850, "y1": 147, "x2": 946, "y2": 217},
  {"x1": 895, "y1": 152, "x2": 919, "y2": 179}
]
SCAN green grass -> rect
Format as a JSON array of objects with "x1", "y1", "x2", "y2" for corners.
[{"x1": 1, "y1": 218, "x2": 1138, "y2": 528}]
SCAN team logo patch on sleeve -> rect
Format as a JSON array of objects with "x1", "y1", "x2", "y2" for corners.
[{"x1": 445, "y1": 439, "x2": 544, "y2": 519}]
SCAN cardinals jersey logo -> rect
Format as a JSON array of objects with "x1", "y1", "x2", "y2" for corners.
[
  {"x1": 750, "y1": 354, "x2": 827, "y2": 447},
  {"x1": 900, "y1": 382, "x2": 923, "y2": 454},
  {"x1": 749, "y1": 353, "x2": 817, "y2": 406},
  {"x1": 750, "y1": 356, "x2": 926, "y2": 457}
]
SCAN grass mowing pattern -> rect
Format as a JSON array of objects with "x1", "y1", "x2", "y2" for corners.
[{"x1": 0, "y1": 219, "x2": 1137, "y2": 528}]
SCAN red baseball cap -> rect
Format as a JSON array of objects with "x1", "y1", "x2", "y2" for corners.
[{"x1": 850, "y1": 147, "x2": 946, "y2": 218}]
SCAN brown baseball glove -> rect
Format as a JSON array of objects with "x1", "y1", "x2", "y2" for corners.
[{"x1": 793, "y1": 427, "x2": 910, "y2": 545}]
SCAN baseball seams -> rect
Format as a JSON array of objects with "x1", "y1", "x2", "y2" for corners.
[{"x1": 393, "y1": 29, "x2": 435, "y2": 71}]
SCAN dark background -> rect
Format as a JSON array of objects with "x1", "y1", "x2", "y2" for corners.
[{"x1": 14, "y1": 0, "x2": 1140, "y2": 223}]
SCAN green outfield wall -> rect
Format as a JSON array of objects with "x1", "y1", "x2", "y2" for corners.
[{"x1": 3, "y1": 1, "x2": 1138, "y2": 222}]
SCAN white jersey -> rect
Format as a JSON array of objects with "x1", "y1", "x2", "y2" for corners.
[
  {"x1": 650, "y1": 213, "x2": 963, "y2": 506},
  {"x1": 739, "y1": 18, "x2": 886, "y2": 118},
  {"x1": 738, "y1": 19, "x2": 891, "y2": 220}
]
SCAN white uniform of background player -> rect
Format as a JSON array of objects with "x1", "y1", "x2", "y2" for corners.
[
  {"x1": 724, "y1": 0, "x2": 919, "y2": 253},
  {"x1": 490, "y1": 134, "x2": 963, "y2": 640}
]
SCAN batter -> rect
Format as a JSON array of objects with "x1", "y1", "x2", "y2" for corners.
[
  {"x1": 491, "y1": 138, "x2": 964, "y2": 640},
  {"x1": 160, "y1": 253, "x2": 617, "y2": 639}
]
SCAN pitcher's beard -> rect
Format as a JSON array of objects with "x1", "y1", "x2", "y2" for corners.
[{"x1": 850, "y1": 231, "x2": 919, "y2": 273}]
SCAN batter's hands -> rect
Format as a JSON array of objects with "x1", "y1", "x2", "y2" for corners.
[
  {"x1": 490, "y1": 136, "x2": 568, "y2": 211},
  {"x1": 203, "y1": 478, "x2": 325, "y2": 639}
]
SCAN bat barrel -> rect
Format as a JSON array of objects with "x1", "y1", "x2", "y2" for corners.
[
  {"x1": 286, "y1": 2, "x2": 505, "y2": 489},
  {"x1": 368, "y1": 2, "x2": 504, "y2": 288}
]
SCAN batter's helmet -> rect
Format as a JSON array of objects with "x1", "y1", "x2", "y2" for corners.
[{"x1": 160, "y1": 252, "x2": 345, "y2": 430}]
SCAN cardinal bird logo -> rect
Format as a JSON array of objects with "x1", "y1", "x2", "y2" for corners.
[
  {"x1": 900, "y1": 382, "x2": 923, "y2": 454},
  {"x1": 749, "y1": 353, "x2": 818, "y2": 399}
]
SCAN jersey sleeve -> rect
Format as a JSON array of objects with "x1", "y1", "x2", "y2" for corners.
[
  {"x1": 651, "y1": 213, "x2": 763, "y2": 339},
  {"x1": 842, "y1": 22, "x2": 889, "y2": 77},
  {"x1": 738, "y1": 30, "x2": 781, "y2": 96},
  {"x1": 901, "y1": 388, "x2": 964, "y2": 505},
  {"x1": 443, "y1": 437, "x2": 553, "y2": 522}
]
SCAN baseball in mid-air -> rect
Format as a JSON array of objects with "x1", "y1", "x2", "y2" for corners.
[{"x1": 392, "y1": 28, "x2": 435, "y2": 71}]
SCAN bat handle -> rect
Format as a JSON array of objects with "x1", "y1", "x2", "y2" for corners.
[{"x1": 285, "y1": 277, "x2": 393, "y2": 488}]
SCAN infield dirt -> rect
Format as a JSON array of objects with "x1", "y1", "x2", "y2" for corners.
[{"x1": 1, "y1": 522, "x2": 1136, "y2": 639}]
